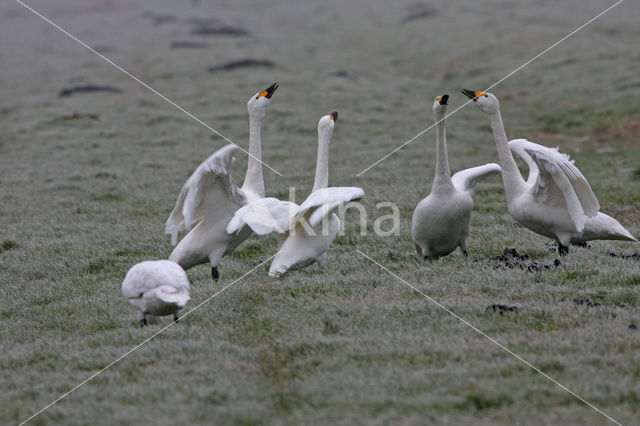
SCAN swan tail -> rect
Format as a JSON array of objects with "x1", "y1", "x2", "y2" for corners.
[
  {"x1": 586, "y1": 213, "x2": 636, "y2": 242},
  {"x1": 156, "y1": 286, "x2": 191, "y2": 308}
]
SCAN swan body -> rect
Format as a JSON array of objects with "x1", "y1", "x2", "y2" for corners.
[
  {"x1": 227, "y1": 113, "x2": 365, "y2": 276},
  {"x1": 462, "y1": 89, "x2": 635, "y2": 253},
  {"x1": 121, "y1": 260, "x2": 191, "y2": 326},
  {"x1": 412, "y1": 95, "x2": 501, "y2": 259},
  {"x1": 166, "y1": 84, "x2": 278, "y2": 279}
]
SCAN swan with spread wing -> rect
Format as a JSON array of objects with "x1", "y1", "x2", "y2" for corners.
[
  {"x1": 412, "y1": 95, "x2": 501, "y2": 259},
  {"x1": 227, "y1": 112, "x2": 364, "y2": 276},
  {"x1": 462, "y1": 89, "x2": 635, "y2": 254},
  {"x1": 166, "y1": 83, "x2": 278, "y2": 280}
]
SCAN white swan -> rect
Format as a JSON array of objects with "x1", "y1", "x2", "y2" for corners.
[
  {"x1": 227, "y1": 112, "x2": 364, "y2": 276},
  {"x1": 412, "y1": 95, "x2": 501, "y2": 259},
  {"x1": 121, "y1": 260, "x2": 191, "y2": 326},
  {"x1": 462, "y1": 89, "x2": 636, "y2": 254},
  {"x1": 166, "y1": 83, "x2": 278, "y2": 280}
]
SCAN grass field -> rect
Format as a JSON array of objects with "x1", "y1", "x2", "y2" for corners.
[{"x1": 2, "y1": 0, "x2": 640, "y2": 424}]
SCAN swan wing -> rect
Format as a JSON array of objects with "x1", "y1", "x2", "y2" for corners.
[
  {"x1": 451, "y1": 163, "x2": 501, "y2": 192},
  {"x1": 521, "y1": 142, "x2": 599, "y2": 215},
  {"x1": 121, "y1": 260, "x2": 190, "y2": 298},
  {"x1": 165, "y1": 144, "x2": 246, "y2": 245},
  {"x1": 526, "y1": 148, "x2": 596, "y2": 232},
  {"x1": 295, "y1": 187, "x2": 365, "y2": 228},
  {"x1": 508, "y1": 139, "x2": 539, "y2": 184},
  {"x1": 155, "y1": 285, "x2": 191, "y2": 307},
  {"x1": 227, "y1": 197, "x2": 299, "y2": 235}
]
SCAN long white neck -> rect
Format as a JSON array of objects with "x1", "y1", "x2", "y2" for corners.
[
  {"x1": 432, "y1": 115, "x2": 453, "y2": 190},
  {"x1": 312, "y1": 128, "x2": 331, "y2": 192},
  {"x1": 242, "y1": 115, "x2": 265, "y2": 197},
  {"x1": 488, "y1": 110, "x2": 525, "y2": 202}
]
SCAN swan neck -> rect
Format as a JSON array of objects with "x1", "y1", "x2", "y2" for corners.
[
  {"x1": 243, "y1": 115, "x2": 265, "y2": 197},
  {"x1": 489, "y1": 111, "x2": 524, "y2": 201},
  {"x1": 432, "y1": 116, "x2": 453, "y2": 189},
  {"x1": 312, "y1": 129, "x2": 330, "y2": 192}
]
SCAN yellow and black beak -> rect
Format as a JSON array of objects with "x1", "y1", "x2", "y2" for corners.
[
  {"x1": 461, "y1": 89, "x2": 485, "y2": 101},
  {"x1": 437, "y1": 95, "x2": 449, "y2": 105},
  {"x1": 330, "y1": 111, "x2": 339, "y2": 121},
  {"x1": 258, "y1": 82, "x2": 279, "y2": 99}
]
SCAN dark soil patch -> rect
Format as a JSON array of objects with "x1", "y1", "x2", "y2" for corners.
[
  {"x1": 559, "y1": 298, "x2": 602, "y2": 308},
  {"x1": 58, "y1": 85, "x2": 122, "y2": 98},
  {"x1": 608, "y1": 251, "x2": 640, "y2": 260},
  {"x1": 402, "y1": 2, "x2": 438, "y2": 23},
  {"x1": 486, "y1": 304, "x2": 519, "y2": 315},
  {"x1": 208, "y1": 59, "x2": 275, "y2": 72},
  {"x1": 190, "y1": 24, "x2": 249, "y2": 37},
  {"x1": 1, "y1": 240, "x2": 20, "y2": 252},
  {"x1": 170, "y1": 40, "x2": 209, "y2": 49},
  {"x1": 546, "y1": 241, "x2": 590, "y2": 252},
  {"x1": 60, "y1": 112, "x2": 99, "y2": 121},
  {"x1": 142, "y1": 12, "x2": 178, "y2": 25},
  {"x1": 489, "y1": 248, "x2": 563, "y2": 272}
]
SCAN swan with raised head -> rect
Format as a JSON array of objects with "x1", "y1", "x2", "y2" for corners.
[
  {"x1": 227, "y1": 112, "x2": 364, "y2": 276},
  {"x1": 412, "y1": 95, "x2": 501, "y2": 259},
  {"x1": 166, "y1": 83, "x2": 278, "y2": 280},
  {"x1": 462, "y1": 89, "x2": 635, "y2": 254},
  {"x1": 121, "y1": 260, "x2": 191, "y2": 327}
]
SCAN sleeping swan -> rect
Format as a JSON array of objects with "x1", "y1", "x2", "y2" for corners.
[
  {"x1": 412, "y1": 95, "x2": 501, "y2": 259},
  {"x1": 462, "y1": 89, "x2": 635, "y2": 254},
  {"x1": 121, "y1": 260, "x2": 191, "y2": 327},
  {"x1": 166, "y1": 83, "x2": 278, "y2": 280}
]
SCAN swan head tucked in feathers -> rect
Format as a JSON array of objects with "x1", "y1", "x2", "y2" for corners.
[
  {"x1": 432, "y1": 95, "x2": 449, "y2": 120},
  {"x1": 318, "y1": 111, "x2": 338, "y2": 139},
  {"x1": 461, "y1": 89, "x2": 500, "y2": 115},
  {"x1": 247, "y1": 83, "x2": 278, "y2": 121}
]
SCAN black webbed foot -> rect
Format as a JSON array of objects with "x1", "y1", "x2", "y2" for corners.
[
  {"x1": 211, "y1": 266, "x2": 220, "y2": 281},
  {"x1": 558, "y1": 243, "x2": 569, "y2": 256},
  {"x1": 173, "y1": 314, "x2": 180, "y2": 324},
  {"x1": 140, "y1": 317, "x2": 147, "y2": 327}
]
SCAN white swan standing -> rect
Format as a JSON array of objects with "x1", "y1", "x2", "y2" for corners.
[
  {"x1": 121, "y1": 260, "x2": 191, "y2": 326},
  {"x1": 166, "y1": 83, "x2": 278, "y2": 280},
  {"x1": 462, "y1": 89, "x2": 636, "y2": 254},
  {"x1": 412, "y1": 95, "x2": 501, "y2": 259},
  {"x1": 227, "y1": 112, "x2": 364, "y2": 276}
]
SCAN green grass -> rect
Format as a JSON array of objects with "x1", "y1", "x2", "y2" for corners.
[{"x1": 2, "y1": 0, "x2": 640, "y2": 424}]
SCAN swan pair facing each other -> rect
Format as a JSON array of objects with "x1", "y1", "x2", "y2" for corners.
[
  {"x1": 165, "y1": 84, "x2": 364, "y2": 278},
  {"x1": 413, "y1": 91, "x2": 636, "y2": 260}
]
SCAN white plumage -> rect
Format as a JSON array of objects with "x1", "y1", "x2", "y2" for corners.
[
  {"x1": 228, "y1": 113, "x2": 364, "y2": 276},
  {"x1": 166, "y1": 84, "x2": 278, "y2": 280},
  {"x1": 121, "y1": 260, "x2": 191, "y2": 326},
  {"x1": 412, "y1": 95, "x2": 501, "y2": 259},
  {"x1": 463, "y1": 89, "x2": 635, "y2": 253}
]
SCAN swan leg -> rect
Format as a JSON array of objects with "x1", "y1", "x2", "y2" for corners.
[
  {"x1": 173, "y1": 314, "x2": 180, "y2": 324},
  {"x1": 459, "y1": 241, "x2": 468, "y2": 257},
  {"x1": 558, "y1": 243, "x2": 569, "y2": 256},
  {"x1": 317, "y1": 253, "x2": 327, "y2": 269},
  {"x1": 211, "y1": 266, "x2": 220, "y2": 281},
  {"x1": 140, "y1": 317, "x2": 147, "y2": 327}
]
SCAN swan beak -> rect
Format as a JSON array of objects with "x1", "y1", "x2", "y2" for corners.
[
  {"x1": 437, "y1": 95, "x2": 449, "y2": 105},
  {"x1": 330, "y1": 111, "x2": 339, "y2": 121},
  {"x1": 461, "y1": 89, "x2": 485, "y2": 101},
  {"x1": 258, "y1": 83, "x2": 279, "y2": 99}
]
